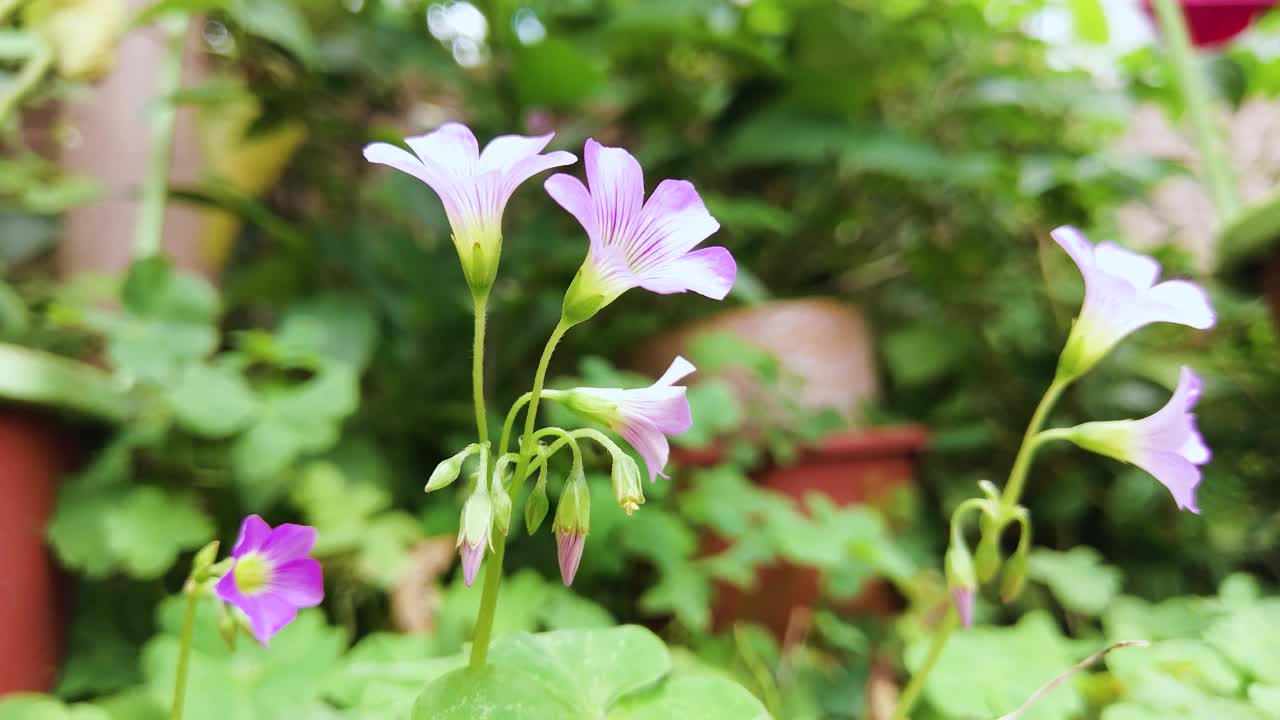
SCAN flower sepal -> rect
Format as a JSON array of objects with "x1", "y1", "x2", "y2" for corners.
[{"x1": 560, "y1": 267, "x2": 611, "y2": 327}]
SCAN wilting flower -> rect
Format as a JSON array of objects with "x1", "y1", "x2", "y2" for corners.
[
  {"x1": 552, "y1": 470, "x2": 591, "y2": 586},
  {"x1": 363, "y1": 123, "x2": 576, "y2": 293},
  {"x1": 553, "y1": 356, "x2": 695, "y2": 482},
  {"x1": 1060, "y1": 367, "x2": 1210, "y2": 513},
  {"x1": 546, "y1": 140, "x2": 736, "y2": 324},
  {"x1": 1052, "y1": 226, "x2": 1214, "y2": 378},
  {"x1": 214, "y1": 515, "x2": 323, "y2": 645}
]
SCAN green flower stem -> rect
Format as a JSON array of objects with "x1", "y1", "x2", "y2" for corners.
[
  {"x1": 0, "y1": 41, "x2": 52, "y2": 126},
  {"x1": 498, "y1": 391, "x2": 533, "y2": 456},
  {"x1": 134, "y1": 16, "x2": 189, "y2": 259},
  {"x1": 469, "y1": 320, "x2": 569, "y2": 670},
  {"x1": 169, "y1": 582, "x2": 199, "y2": 720},
  {"x1": 1152, "y1": 0, "x2": 1242, "y2": 224},
  {"x1": 894, "y1": 375, "x2": 1070, "y2": 719},
  {"x1": 892, "y1": 609, "x2": 958, "y2": 720},
  {"x1": 472, "y1": 293, "x2": 491, "y2": 446}
]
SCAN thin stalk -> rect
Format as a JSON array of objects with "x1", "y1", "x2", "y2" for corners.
[
  {"x1": 1152, "y1": 0, "x2": 1242, "y2": 224},
  {"x1": 472, "y1": 294, "x2": 490, "y2": 446},
  {"x1": 469, "y1": 320, "x2": 569, "y2": 669},
  {"x1": 498, "y1": 391, "x2": 533, "y2": 456},
  {"x1": 169, "y1": 585, "x2": 199, "y2": 720},
  {"x1": 892, "y1": 610, "x2": 958, "y2": 720},
  {"x1": 134, "y1": 16, "x2": 189, "y2": 259}
]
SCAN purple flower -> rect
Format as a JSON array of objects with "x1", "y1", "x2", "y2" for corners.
[
  {"x1": 214, "y1": 515, "x2": 323, "y2": 645},
  {"x1": 363, "y1": 123, "x2": 576, "y2": 292},
  {"x1": 546, "y1": 140, "x2": 735, "y2": 323},
  {"x1": 556, "y1": 356, "x2": 695, "y2": 482},
  {"x1": 1063, "y1": 367, "x2": 1211, "y2": 513},
  {"x1": 1052, "y1": 226, "x2": 1215, "y2": 377}
]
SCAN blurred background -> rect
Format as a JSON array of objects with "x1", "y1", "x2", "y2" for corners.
[{"x1": 2, "y1": 0, "x2": 1280, "y2": 718}]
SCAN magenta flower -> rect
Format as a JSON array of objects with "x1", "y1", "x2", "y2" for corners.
[
  {"x1": 1061, "y1": 367, "x2": 1211, "y2": 513},
  {"x1": 214, "y1": 515, "x2": 323, "y2": 645},
  {"x1": 363, "y1": 123, "x2": 576, "y2": 292},
  {"x1": 546, "y1": 140, "x2": 736, "y2": 323},
  {"x1": 1052, "y1": 226, "x2": 1215, "y2": 377},
  {"x1": 554, "y1": 356, "x2": 695, "y2": 482}
]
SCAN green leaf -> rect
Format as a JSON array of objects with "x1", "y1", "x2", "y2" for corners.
[
  {"x1": 48, "y1": 484, "x2": 214, "y2": 578},
  {"x1": 411, "y1": 626, "x2": 671, "y2": 720},
  {"x1": 884, "y1": 326, "x2": 960, "y2": 387},
  {"x1": 1249, "y1": 684, "x2": 1280, "y2": 718},
  {"x1": 512, "y1": 38, "x2": 605, "y2": 107},
  {"x1": 164, "y1": 361, "x2": 257, "y2": 438},
  {"x1": 609, "y1": 664, "x2": 771, "y2": 720},
  {"x1": 1028, "y1": 546, "x2": 1123, "y2": 616},
  {"x1": 910, "y1": 610, "x2": 1082, "y2": 720},
  {"x1": 230, "y1": 0, "x2": 316, "y2": 65},
  {"x1": 143, "y1": 600, "x2": 346, "y2": 720},
  {"x1": 327, "y1": 633, "x2": 463, "y2": 717},
  {"x1": 0, "y1": 695, "x2": 110, "y2": 720},
  {"x1": 1206, "y1": 600, "x2": 1280, "y2": 683},
  {"x1": 274, "y1": 294, "x2": 378, "y2": 370}
]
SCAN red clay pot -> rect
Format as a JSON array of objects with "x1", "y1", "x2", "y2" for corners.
[
  {"x1": 1143, "y1": 0, "x2": 1279, "y2": 47},
  {"x1": 678, "y1": 425, "x2": 928, "y2": 641},
  {"x1": 0, "y1": 410, "x2": 72, "y2": 694}
]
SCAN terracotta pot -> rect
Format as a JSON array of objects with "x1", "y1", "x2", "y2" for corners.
[
  {"x1": 0, "y1": 409, "x2": 73, "y2": 693},
  {"x1": 677, "y1": 425, "x2": 928, "y2": 640},
  {"x1": 1142, "y1": 0, "x2": 1279, "y2": 47}
]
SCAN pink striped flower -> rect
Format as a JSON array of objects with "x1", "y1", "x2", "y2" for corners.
[
  {"x1": 214, "y1": 515, "x2": 324, "y2": 645},
  {"x1": 363, "y1": 123, "x2": 576, "y2": 292},
  {"x1": 554, "y1": 356, "x2": 695, "y2": 482},
  {"x1": 546, "y1": 140, "x2": 736, "y2": 324},
  {"x1": 1061, "y1": 367, "x2": 1211, "y2": 512},
  {"x1": 1052, "y1": 226, "x2": 1215, "y2": 377}
]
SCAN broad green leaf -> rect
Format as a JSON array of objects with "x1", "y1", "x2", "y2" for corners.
[
  {"x1": 609, "y1": 666, "x2": 771, "y2": 720},
  {"x1": 0, "y1": 695, "x2": 110, "y2": 720},
  {"x1": 1028, "y1": 546, "x2": 1122, "y2": 616},
  {"x1": 230, "y1": 0, "x2": 316, "y2": 64},
  {"x1": 1249, "y1": 684, "x2": 1280, "y2": 718},
  {"x1": 512, "y1": 38, "x2": 605, "y2": 107},
  {"x1": 327, "y1": 633, "x2": 464, "y2": 717},
  {"x1": 411, "y1": 626, "x2": 670, "y2": 720},
  {"x1": 143, "y1": 600, "x2": 345, "y2": 720},
  {"x1": 1107, "y1": 639, "x2": 1242, "y2": 708},
  {"x1": 165, "y1": 361, "x2": 257, "y2": 438},
  {"x1": 884, "y1": 326, "x2": 960, "y2": 386},
  {"x1": 275, "y1": 294, "x2": 378, "y2": 370},
  {"x1": 909, "y1": 611, "x2": 1081, "y2": 720},
  {"x1": 639, "y1": 561, "x2": 713, "y2": 632},
  {"x1": 1206, "y1": 600, "x2": 1280, "y2": 683},
  {"x1": 93, "y1": 690, "x2": 165, "y2": 720}
]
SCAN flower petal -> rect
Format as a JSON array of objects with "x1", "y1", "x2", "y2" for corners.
[
  {"x1": 546, "y1": 173, "x2": 597, "y2": 240},
  {"x1": 363, "y1": 143, "x2": 440, "y2": 186},
  {"x1": 242, "y1": 594, "x2": 300, "y2": 646},
  {"x1": 1050, "y1": 226, "x2": 1096, "y2": 277},
  {"x1": 637, "y1": 245, "x2": 737, "y2": 299},
  {"x1": 1144, "y1": 280, "x2": 1216, "y2": 330},
  {"x1": 270, "y1": 558, "x2": 324, "y2": 607},
  {"x1": 1132, "y1": 449, "x2": 1202, "y2": 513},
  {"x1": 585, "y1": 139, "x2": 645, "y2": 243},
  {"x1": 460, "y1": 541, "x2": 485, "y2": 587},
  {"x1": 654, "y1": 356, "x2": 696, "y2": 388},
  {"x1": 556, "y1": 531, "x2": 586, "y2": 586},
  {"x1": 231, "y1": 515, "x2": 271, "y2": 557},
  {"x1": 1095, "y1": 242, "x2": 1161, "y2": 290},
  {"x1": 260, "y1": 523, "x2": 318, "y2": 564},
  {"x1": 406, "y1": 122, "x2": 479, "y2": 176},
  {"x1": 619, "y1": 417, "x2": 671, "y2": 482},
  {"x1": 478, "y1": 132, "x2": 554, "y2": 173},
  {"x1": 501, "y1": 150, "x2": 577, "y2": 204},
  {"x1": 626, "y1": 179, "x2": 721, "y2": 273}
]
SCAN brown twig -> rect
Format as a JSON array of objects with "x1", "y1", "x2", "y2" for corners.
[{"x1": 994, "y1": 640, "x2": 1149, "y2": 720}]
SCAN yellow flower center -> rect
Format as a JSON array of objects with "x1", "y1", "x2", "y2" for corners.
[{"x1": 233, "y1": 552, "x2": 272, "y2": 595}]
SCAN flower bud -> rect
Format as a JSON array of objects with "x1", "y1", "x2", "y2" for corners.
[
  {"x1": 974, "y1": 518, "x2": 1003, "y2": 584},
  {"x1": 1000, "y1": 549, "x2": 1029, "y2": 604},
  {"x1": 945, "y1": 543, "x2": 977, "y2": 628},
  {"x1": 457, "y1": 486, "x2": 494, "y2": 586},
  {"x1": 610, "y1": 453, "x2": 644, "y2": 516},
  {"x1": 525, "y1": 472, "x2": 549, "y2": 535},
  {"x1": 426, "y1": 443, "x2": 482, "y2": 493},
  {"x1": 553, "y1": 471, "x2": 590, "y2": 586},
  {"x1": 190, "y1": 540, "x2": 221, "y2": 582},
  {"x1": 492, "y1": 486, "x2": 513, "y2": 538}
]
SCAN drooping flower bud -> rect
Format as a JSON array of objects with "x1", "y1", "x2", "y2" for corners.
[
  {"x1": 492, "y1": 486, "x2": 513, "y2": 538},
  {"x1": 610, "y1": 453, "x2": 645, "y2": 515},
  {"x1": 552, "y1": 469, "x2": 591, "y2": 586},
  {"x1": 426, "y1": 443, "x2": 483, "y2": 493},
  {"x1": 457, "y1": 486, "x2": 494, "y2": 586},
  {"x1": 1000, "y1": 550, "x2": 1029, "y2": 604},
  {"x1": 945, "y1": 542, "x2": 977, "y2": 628},
  {"x1": 974, "y1": 517, "x2": 1003, "y2": 584},
  {"x1": 525, "y1": 469, "x2": 550, "y2": 534}
]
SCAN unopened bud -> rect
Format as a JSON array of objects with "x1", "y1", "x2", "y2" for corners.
[
  {"x1": 553, "y1": 472, "x2": 591, "y2": 586},
  {"x1": 1000, "y1": 551, "x2": 1029, "y2": 603},
  {"x1": 974, "y1": 519, "x2": 1002, "y2": 584},
  {"x1": 426, "y1": 443, "x2": 482, "y2": 492},
  {"x1": 492, "y1": 486, "x2": 513, "y2": 538},
  {"x1": 525, "y1": 473, "x2": 549, "y2": 534},
  {"x1": 610, "y1": 453, "x2": 644, "y2": 515},
  {"x1": 457, "y1": 486, "x2": 494, "y2": 586},
  {"x1": 191, "y1": 540, "x2": 221, "y2": 582},
  {"x1": 945, "y1": 543, "x2": 977, "y2": 628}
]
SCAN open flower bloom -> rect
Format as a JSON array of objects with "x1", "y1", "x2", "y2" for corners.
[
  {"x1": 1061, "y1": 367, "x2": 1210, "y2": 513},
  {"x1": 1052, "y1": 226, "x2": 1215, "y2": 377},
  {"x1": 214, "y1": 515, "x2": 324, "y2": 645},
  {"x1": 546, "y1": 140, "x2": 735, "y2": 324},
  {"x1": 555, "y1": 356, "x2": 695, "y2": 481},
  {"x1": 363, "y1": 123, "x2": 576, "y2": 292}
]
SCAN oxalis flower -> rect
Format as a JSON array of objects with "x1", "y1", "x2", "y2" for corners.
[
  {"x1": 551, "y1": 356, "x2": 695, "y2": 482},
  {"x1": 1052, "y1": 226, "x2": 1215, "y2": 378},
  {"x1": 1060, "y1": 367, "x2": 1210, "y2": 513},
  {"x1": 546, "y1": 140, "x2": 736, "y2": 324},
  {"x1": 214, "y1": 515, "x2": 324, "y2": 645},
  {"x1": 363, "y1": 123, "x2": 576, "y2": 293}
]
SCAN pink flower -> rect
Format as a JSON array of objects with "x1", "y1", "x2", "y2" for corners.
[
  {"x1": 363, "y1": 123, "x2": 576, "y2": 292},
  {"x1": 555, "y1": 357, "x2": 695, "y2": 482},
  {"x1": 1062, "y1": 367, "x2": 1211, "y2": 513},
  {"x1": 546, "y1": 140, "x2": 736, "y2": 323},
  {"x1": 1051, "y1": 226, "x2": 1215, "y2": 376},
  {"x1": 214, "y1": 515, "x2": 324, "y2": 645}
]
